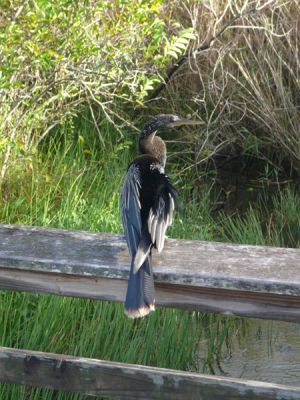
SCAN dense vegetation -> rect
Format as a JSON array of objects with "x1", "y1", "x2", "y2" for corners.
[{"x1": 0, "y1": 0, "x2": 300, "y2": 398}]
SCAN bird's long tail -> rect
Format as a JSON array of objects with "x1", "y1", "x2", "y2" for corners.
[{"x1": 124, "y1": 255, "x2": 155, "y2": 318}]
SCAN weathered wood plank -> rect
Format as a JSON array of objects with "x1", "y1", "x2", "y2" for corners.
[
  {"x1": 1, "y1": 224, "x2": 300, "y2": 295},
  {"x1": 1, "y1": 224, "x2": 300, "y2": 321},
  {"x1": 0, "y1": 267, "x2": 300, "y2": 322},
  {"x1": 0, "y1": 347, "x2": 299, "y2": 400}
]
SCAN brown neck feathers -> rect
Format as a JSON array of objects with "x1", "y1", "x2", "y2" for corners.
[{"x1": 139, "y1": 133, "x2": 166, "y2": 168}]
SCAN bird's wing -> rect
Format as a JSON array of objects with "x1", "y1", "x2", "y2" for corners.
[
  {"x1": 148, "y1": 178, "x2": 177, "y2": 253},
  {"x1": 120, "y1": 164, "x2": 142, "y2": 257}
]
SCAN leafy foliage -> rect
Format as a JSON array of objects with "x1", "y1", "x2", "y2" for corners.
[{"x1": 0, "y1": 0, "x2": 195, "y2": 180}]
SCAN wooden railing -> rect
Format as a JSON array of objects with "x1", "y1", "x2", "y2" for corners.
[{"x1": 0, "y1": 224, "x2": 300, "y2": 399}]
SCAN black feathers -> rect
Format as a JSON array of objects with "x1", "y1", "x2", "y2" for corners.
[
  {"x1": 139, "y1": 114, "x2": 180, "y2": 139},
  {"x1": 120, "y1": 155, "x2": 177, "y2": 318},
  {"x1": 121, "y1": 114, "x2": 199, "y2": 318}
]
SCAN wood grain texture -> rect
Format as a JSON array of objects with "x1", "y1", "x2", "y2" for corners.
[
  {"x1": 0, "y1": 347, "x2": 299, "y2": 400},
  {"x1": 1, "y1": 224, "x2": 300, "y2": 321},
  {"x1": 0, "y1": 268, "x2": 300, "y2": 322}
]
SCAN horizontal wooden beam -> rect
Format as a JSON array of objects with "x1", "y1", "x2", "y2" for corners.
[
  {"x1": 1, "y1": 224, "x2": 300, "y2": 321},
  {"x1": 0, "y1": 347, "x2": 299, "y2": 400},
  {"x1": 0, "y1": 267, "x2": 300, "y2": 322}
]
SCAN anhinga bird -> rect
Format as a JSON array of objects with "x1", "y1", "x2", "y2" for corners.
[{"x1": 121, "y1": 114, "x2": 200, "y2": 318}]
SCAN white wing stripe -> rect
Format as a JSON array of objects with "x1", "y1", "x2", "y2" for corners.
[{"x1": 147, "y1": 191, "x2": 176, "y2": 254}]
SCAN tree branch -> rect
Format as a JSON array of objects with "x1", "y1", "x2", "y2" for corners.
[{"x1": 146, "y1": 7, "x2": 258, "y2": 103}]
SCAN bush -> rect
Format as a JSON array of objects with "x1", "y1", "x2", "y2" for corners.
[
  {"x1": 0, "y1": 0, "x2": 193, "y2": 182},
  {"x1": 154, "y1": 0, "x2": 300, "y2": 176}
]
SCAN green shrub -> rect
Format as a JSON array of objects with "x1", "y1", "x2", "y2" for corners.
[{"x1": 0, "y1": 0, "x2": 194, "y2": 181}]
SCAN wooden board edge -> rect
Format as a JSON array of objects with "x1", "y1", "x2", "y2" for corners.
[
  {"x1": 0, "y1": 268, "x2": 300, "y2": 322},
  {"x1": 0, "y1": 347, "x2": 299, "y2": 399}
]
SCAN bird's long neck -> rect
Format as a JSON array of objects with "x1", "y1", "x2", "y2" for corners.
[{"x1": 139, "y1": 132, "x2": 166, "y2": 168}]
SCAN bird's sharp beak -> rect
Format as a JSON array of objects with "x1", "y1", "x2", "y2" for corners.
[{"x1": 168, "y1": 119, "x2": 203, "y2": 128}]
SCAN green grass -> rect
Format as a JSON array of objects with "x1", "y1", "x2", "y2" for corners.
[
  {"x1": 0, "y1": 121, "x2": 299, "y2": 399},
  {"x1": 220, "y1": 187, "x2": 300, "y2": 248}
]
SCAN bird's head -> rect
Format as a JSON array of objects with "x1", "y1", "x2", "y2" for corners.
[{"x1": 139, "y1": 114, "x2": 201, "y2": 138}]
